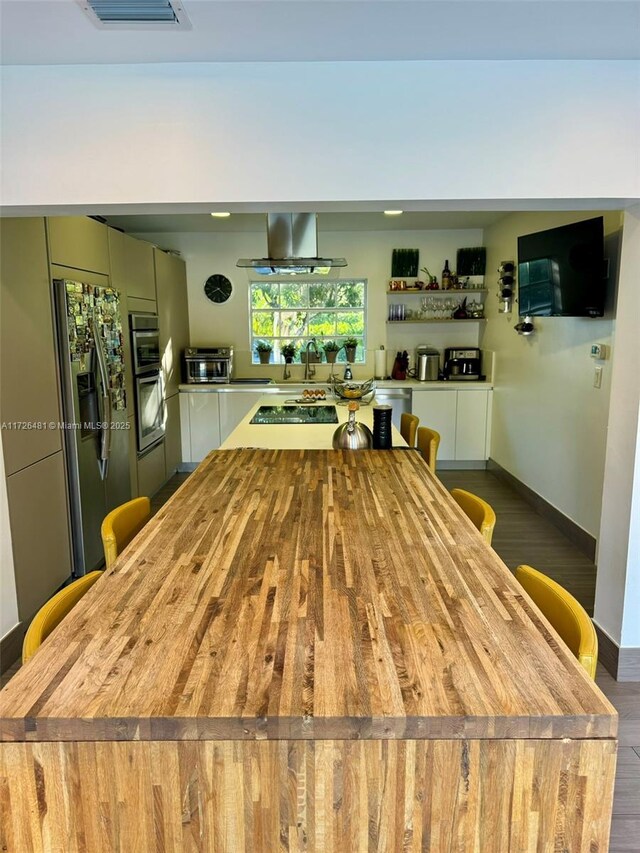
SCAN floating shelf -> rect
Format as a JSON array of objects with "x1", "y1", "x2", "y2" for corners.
[
  {"x1": 386, "y1": 319, "x2": 487, "y2": 325},
  {"x1": 386, "y1": 289, "x2": 488, "y2": 295}
]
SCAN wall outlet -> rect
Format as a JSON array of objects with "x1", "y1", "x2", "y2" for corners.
[{"x1": 594, "y1": 366, "x2": 603, "y2": 389}]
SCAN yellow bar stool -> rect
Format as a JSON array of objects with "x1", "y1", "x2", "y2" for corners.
[
  {"x1": 450, "y1": 487, "x2": 496, "y2": 545},
  {"x1": 515, "y1": 565, "x2": 598, "y2": 680},
  {"x1": 417, "y1": 426, "x2": 441, "y2": 473},
  {"x1": 101, "y1": 496, "x2": 151, "y2": 569},
  {"x1": 22, "y1": 571, "x2": 103, "y2": 664},
  {"x1": 400, "y1": 412, "x2": 419, "y2": 447}
]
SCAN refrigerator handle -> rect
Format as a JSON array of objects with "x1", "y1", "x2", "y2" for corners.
[{"x1": 90, "y1": 314, "x2": 112, "y2": 476}]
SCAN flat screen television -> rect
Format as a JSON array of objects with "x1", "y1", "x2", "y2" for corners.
[{"x1": 517, "y1": 217, "x2": 606, "y2": 317}]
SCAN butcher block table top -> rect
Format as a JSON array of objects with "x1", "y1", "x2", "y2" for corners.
[{"x1": 0, "y1": 449, "x2": 616, "y2": 744}]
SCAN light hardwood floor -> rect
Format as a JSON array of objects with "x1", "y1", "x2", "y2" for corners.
[{"x1": 3, "y1": 468, "x2": 638, "y2": 852}]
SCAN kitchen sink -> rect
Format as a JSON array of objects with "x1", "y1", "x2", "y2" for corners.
[{"x1": 250, "y1": 405, "x2": 338, "y2": 425}]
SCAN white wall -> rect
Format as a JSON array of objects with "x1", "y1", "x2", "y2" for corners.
[
  {"x1": 137, "y1": 227, "x2": 484, "y2": 380},
  {"x1": 594, "y1": 205, "x2": 640, "y2": 649},
  {"x1": 1, "y1": 61, "x2": 639, "y2": 209},
  {"x1": 481, "y1": 211, "x2": 622, "y2": 539},
  {"x1": 0, "y1": 434, "x2": 19, "y2": 641}
]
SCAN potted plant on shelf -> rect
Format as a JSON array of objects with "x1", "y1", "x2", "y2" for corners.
[
  {"x1": 256, "y1": 341, "x2": 273, "y2": 364},
  {"x1": 281, "y1": 343, "x2": 297, "y2": 363},
  {"x1": 323, "y1": 340, "x2": 340, "y2": 364},
  {"x1": 343, "y1": 337, "x2": 358, "y2": 363}
]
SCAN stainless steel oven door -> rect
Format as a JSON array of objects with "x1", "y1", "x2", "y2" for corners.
[
  {"x1": 132, "y1": 329, "x2": 161, "y2": 374},
  {"x1": 135, "y1": 371, "x2": 165, "y2": 454}
]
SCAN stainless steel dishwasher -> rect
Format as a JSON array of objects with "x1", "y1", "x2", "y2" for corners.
[{"x1": 374, "y1": 386, "x2": 412, "y2": 431}]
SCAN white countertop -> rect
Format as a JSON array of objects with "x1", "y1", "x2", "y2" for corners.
[
  {"x1": 180, "y1": 380, "x2": 492, "y2": 393},
  {"x1": 220, "y1": 394, "x2": 407, "y2": 450}
]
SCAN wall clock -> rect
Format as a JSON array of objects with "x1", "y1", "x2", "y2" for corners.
[{"x1": 204, "y1": 274, "x2": 232, "y2": 304}]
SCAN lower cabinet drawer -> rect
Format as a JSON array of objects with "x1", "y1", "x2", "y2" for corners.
[{"x1": 137, "y1": 442, "x2": 166, "y2": 498}]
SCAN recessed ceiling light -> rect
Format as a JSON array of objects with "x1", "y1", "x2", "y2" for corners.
[
  {"x1": 210, "y1": 212, "x2": 231, "y2": 218},
  {"x1": 384, "y1": 210, "x2": 403, "y2": 216}
]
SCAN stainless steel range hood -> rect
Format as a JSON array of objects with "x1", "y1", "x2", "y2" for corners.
[{"x1": 237, "y1": 213, "x2": 347, "y2": 276}]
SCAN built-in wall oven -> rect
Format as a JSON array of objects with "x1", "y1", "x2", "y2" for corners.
[{"x1": 130, "y1": 313, "x2": 165, "y2": 455}]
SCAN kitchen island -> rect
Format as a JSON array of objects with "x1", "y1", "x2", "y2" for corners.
[
  {"x1": 0, "y1": 449, "x2": 616, "y2": 851},
  {"x1": 220, "y1": 393, "x2": 406, "y2": 449}
]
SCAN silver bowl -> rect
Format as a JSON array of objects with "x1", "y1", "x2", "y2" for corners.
[{"x1": 332, "y1": 377, "x2": 376, "y2": 402}]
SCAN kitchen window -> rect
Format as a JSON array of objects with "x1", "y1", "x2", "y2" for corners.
[{"x1": 250, "y1": 280, "x2": 367, "y2": 362}]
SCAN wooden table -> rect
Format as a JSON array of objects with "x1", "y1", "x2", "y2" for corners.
[{"x1": 0, "y1": 449, "x2": 617, "y2": 852}]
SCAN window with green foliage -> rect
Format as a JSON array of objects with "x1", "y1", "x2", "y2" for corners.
[{"x1": 250, "y1": 280, "x2": 367, "y2": 363}]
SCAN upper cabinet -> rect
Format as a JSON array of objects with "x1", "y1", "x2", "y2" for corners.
[
  {"x1": 155, "y1": 249, "x2": 189, "y2": 399},
  {"x1": 108, "y1": 229, "x2": 156, "y2": 302},
  {"x1": 0, "y1": 218, "x2": 62, "y2": 475},
  {"x1": 47, "y1": 216, "x2": 109, "y2": 274}
]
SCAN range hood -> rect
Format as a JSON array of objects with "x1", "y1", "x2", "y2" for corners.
[{"x1": 237, "y1": 213, "x2": 347, "y2": 276}]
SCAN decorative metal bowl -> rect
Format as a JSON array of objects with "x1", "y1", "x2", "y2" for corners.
[{"x1": 332, "y1": 377, "x2": 376, "y2": 402}]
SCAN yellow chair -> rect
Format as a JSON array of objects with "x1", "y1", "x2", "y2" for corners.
[
  {"x1": 22, "y1": 571, "x2": 103, "y2": 664},
  {"x1": 417, "y1": 426, "x2": 441, "y2": 473},
  {"x1": 450, "y1": 487, "x2": 496, "y2": 545},
  {"x1": 101, "y1": 496, "x2": 151, "y2": 569},
  {"x1": 515, "y1": 564, "x2": 598, "y2": 680},
  {"x1": 400, "y1": 412, "x2": 419, "y2": 447}
]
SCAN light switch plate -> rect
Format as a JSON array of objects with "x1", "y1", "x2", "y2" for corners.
[{"x1": 594, "y1": 366, "x2": 603, "y2": 389}]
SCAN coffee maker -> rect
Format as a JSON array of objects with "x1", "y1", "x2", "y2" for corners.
[{"x1": 443, "y1": 347, "x2": 481, "y2": 381}]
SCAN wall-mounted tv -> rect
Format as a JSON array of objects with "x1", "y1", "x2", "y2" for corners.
[{"x1": 517, "y1": 217, "x2": 606, "y2": 317}]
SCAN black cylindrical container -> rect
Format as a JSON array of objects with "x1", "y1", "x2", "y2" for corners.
[{"x1": 373, "y1": 405, "x2": 393, "y2": 450}]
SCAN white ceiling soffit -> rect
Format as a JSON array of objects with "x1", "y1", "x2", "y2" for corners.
[
  {"x1": 1, "y1": 0, "x2": 639, "y2": 65},
  {"x1": 77, "y1": 0, "x2": 191, "y2": 29}
]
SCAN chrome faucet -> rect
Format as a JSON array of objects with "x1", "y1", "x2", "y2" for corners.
[{"x1": 304, "y1": 338, "x2": 319, "y2": 381}]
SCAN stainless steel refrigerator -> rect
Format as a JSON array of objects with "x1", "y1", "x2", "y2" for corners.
[{"x1": 54, "y1": 279, "x2": 131, "y2": 576}]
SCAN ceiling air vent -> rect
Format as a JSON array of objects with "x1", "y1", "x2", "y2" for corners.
[{"x1": 78, "y1": 0, "x2": 191, "y2": 29}]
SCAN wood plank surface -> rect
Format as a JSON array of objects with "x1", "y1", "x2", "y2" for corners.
[
  {"x1": 0, "y1": 738, "x2": 617, "y2": 853},
  {"x1": 0, "y1": 449, "x2": 616, "y2": 742}
]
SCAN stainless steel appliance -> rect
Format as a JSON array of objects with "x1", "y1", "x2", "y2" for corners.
[
  {"x1": 130, "y1": 313, "x2": 165, "y2": 454},
  {"x1": 183, "y1": 347, "x2": 233, "y2": 384},
  {"x1": 130, "y1": 313, "x2": 161, "y2": 373},
  {"x1": 415, "y1": 345, "x2": 440, "y2": 381},
  {"x1": 53, "y1": 278, "x2": 131, "y2": 576},
  {"x1": 443, "y1": 347, "x2": 482, "y2": 381},
  {"x1": 373, "y1": 387, "x2": 412, "y2": 431}
]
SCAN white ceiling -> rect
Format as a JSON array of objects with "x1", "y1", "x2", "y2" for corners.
[
  {"x1": 105, "y1": 211, "x2": 508, "y2": 233},
  {"x1": 1, "y1": 0, "x2": 639, "y2": 65}
]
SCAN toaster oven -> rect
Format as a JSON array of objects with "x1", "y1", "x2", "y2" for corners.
[{"x1": 183, "y1": 347, "x2": 233, "y2": 384}]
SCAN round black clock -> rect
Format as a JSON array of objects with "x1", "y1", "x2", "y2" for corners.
[{"x1": 204, "y1": 274, "x2": 232, "y2": 304}]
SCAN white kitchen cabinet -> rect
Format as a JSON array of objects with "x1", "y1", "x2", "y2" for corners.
[
  {"x1": 181, "y1": 392, "x2": 221, "y2": 463},
  {"x1": 410, "y1": 390, "x2": 457, "y2": 460},
  {"x1": 218, "y1": 392, "x2": 261, "y2": 444},
  {"x1": 410, "y1": 388, "x2": 492, "y2": 463},
  {"x1": 455, "y1": 390, "x2": 490, "y2": 462}
]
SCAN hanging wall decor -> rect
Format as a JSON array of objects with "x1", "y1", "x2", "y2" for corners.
[{"x1": 391, "y1": 249, "x2": 419, "y2": 278}]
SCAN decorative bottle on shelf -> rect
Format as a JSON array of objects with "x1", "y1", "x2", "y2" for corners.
[{"x1": 442, "y1": 260, "x2": 451, "y2": 290}]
